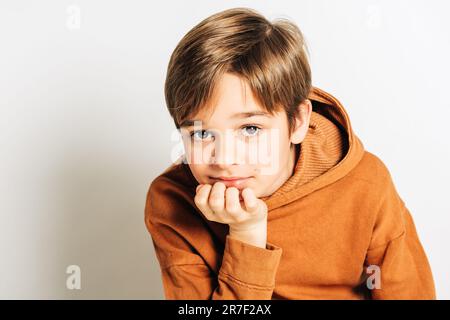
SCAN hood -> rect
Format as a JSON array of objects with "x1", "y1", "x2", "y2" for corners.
[{"x1": 260, "y1": 86, "x2": 365, "y2": 210}]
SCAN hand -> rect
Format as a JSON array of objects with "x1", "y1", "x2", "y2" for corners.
[{"x1": 194, "y1": 182, "x2": 268, "y2": 248}]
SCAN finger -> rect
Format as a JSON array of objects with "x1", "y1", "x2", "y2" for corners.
[
  {"x1": 196, "y1": 184, "x2": 202, "y2": 193},
  {"x1": 225, "y1": 187, "x2": 243, "y2": 217},
  {"x1": 194, "y1": 184, "x2": 215, "y2": 218},
  {"x1": 208, "y1": 182, "x2": 226, "y2": 214},
  {"x1": 241, "y1": 187, "x2": 258, "y2": 213}
]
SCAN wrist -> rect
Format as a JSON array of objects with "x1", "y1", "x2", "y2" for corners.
[{"x1": 229, "y1": 223, "x2": 267, "y2": 249}]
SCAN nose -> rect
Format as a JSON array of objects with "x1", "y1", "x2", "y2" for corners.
[{"x1": 210, "y1": 131, "x2": 238, "y2": 167}]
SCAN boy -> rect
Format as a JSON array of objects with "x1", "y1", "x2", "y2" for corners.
[{"x1": 144, "y1": 7, "x2": 435, "y2": 299}]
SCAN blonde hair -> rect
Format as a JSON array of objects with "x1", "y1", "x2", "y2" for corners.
[{"x1": 165, "y1": 7, "x2": 312, "y2": 135}]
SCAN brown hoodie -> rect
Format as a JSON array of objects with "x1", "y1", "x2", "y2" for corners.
[{"x1": 144, "y1": 87, "x2": 436, "y2": 300}]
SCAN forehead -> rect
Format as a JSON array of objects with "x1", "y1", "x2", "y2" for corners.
[
  {"x1": 212, "y1": 72, "x2": 259, "y2": 111},
  {"x1": 181, "y1": 73, "x2": 269, "y2": 127}
]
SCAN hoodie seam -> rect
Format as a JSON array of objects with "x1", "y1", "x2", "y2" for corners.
[
  {"x1": 218, "y1": 271, "x2": 275, "y2": 291},
  {"x1": 367, "y1": 230, "x2": 406, "y2": 252}
]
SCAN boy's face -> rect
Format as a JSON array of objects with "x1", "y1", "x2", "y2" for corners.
[{"x1": 180, "y1": 72, "x2": 311, "y2": 198}]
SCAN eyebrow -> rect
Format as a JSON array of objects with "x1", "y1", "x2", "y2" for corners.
[{"x1": 180, "y1": 111, "x2": 270, "y2": 127}]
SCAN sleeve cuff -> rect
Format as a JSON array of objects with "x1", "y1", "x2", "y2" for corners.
[{"x1": 219, "y1": 235, "x2": 282, "y2": 288}]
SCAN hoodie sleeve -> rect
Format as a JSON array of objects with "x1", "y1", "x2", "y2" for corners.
[
  {"x1": 364, "y1": 168, "x2": 436, "y2": 299},
  {"x1": 144, "y1": 179, "x2": 282, "y2": 300}
]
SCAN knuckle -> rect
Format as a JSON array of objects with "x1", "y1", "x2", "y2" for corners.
[
  {"x1": 209, "y1": 194, "x2": 222, "y2": 202},
  {"x1": 194, "y1": 196, "x2": 205, "y2": 207},
  {"x1": 227, "y1": 206, "x2": 241, "y2": 216},
  {"x1": 209, "y1": 199, "x2": 223, "y2": 209}
]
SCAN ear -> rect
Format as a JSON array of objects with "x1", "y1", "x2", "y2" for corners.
[{"x1": 290, "y1": 99, "x2": 312, "y2": 144}]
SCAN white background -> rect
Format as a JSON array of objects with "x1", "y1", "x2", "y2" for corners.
[{"x1": 1, "y1": 0, "x2": 449, "y2": 299}]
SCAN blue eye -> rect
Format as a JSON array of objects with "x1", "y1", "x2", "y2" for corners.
[
  {"x1": 241, "y1": 125, "x2": 261, "y2": 137},
  {"x1": 190, "y1": 126, "x2": 262, "y2": 140},
  {"x1": 191, "y1": 130, "x2": 214, "y2": 141}
]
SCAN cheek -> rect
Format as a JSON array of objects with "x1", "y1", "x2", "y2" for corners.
[
  {"x1": 251, "y1": 131, "x2": 280, "y2": 165},
  {"x1": 188, "y1": 164, "x2": 210, "y2": 183},
  {"x1": 184, "y1": 141, "x2": 214, "y2": 165},
  {"x1": 253, "y1": 130, "x2": 290, "y2": 175}
]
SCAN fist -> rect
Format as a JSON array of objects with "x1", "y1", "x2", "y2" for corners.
[{"x1": 194, "y1": 182, "x2": 268, "y2": 232}]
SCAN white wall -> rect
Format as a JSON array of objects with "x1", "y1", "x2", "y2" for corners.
[{"x1": 1, "y1": 0, "x2": 449, "y2": 299}]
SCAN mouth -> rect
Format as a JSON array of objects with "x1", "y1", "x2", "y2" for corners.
[{"x1": 209, "y1": 176, "x2": 252, "y2": 189}]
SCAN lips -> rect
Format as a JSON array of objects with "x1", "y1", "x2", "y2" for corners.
[
  {"x1": 214, "y1": 176, "x2": 249, "y2": 181},
  {"x1": 209, "y1": 176, "x2": 252, "y2": 189}
]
